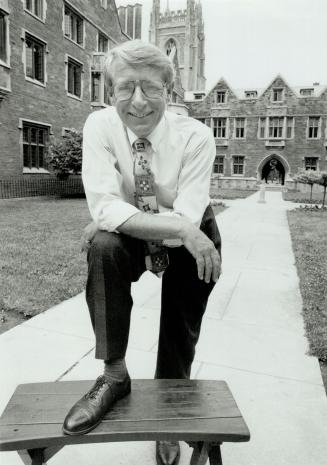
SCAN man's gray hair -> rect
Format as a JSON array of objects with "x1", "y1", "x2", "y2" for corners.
[{"x1": 104, "y1": 40, "x2": 175, "y2": 87}]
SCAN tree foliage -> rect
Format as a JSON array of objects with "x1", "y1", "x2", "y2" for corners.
[
  {"x1": 47, "y1": 130, "x2": 83, "y2": 179},
  {"x1": 293, "y1": 169, "x2": 320, "y2": 201}
]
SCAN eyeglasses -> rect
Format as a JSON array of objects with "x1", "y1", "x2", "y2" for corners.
[{"x1": 113, "y1": 80, "x2": 166, "y2": 100}]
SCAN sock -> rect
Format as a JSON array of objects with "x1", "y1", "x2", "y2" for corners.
[{"x1": 103, "y1": 358, "x2": 128, "y2": 383}]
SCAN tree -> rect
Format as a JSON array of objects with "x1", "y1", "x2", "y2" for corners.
[
  {"x1": 293, "y1": 169, "x2": 320, "y2": 201},
  {"x1": 317, "y1": 171, "x2": 327, "y2": 207},
  {"x1": 47, "y1": 130, "x2": 82, "y2": 179}
]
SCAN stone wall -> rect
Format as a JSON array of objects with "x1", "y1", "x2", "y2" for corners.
[{"x1": 188, "y1": 76, "x2": 327, "y2": 188}]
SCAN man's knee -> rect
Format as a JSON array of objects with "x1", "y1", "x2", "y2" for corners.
[{"x1": 89, "y1": 230, "x2": 127, "y2": 261}]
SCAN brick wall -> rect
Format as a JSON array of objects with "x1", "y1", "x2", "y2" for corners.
[{"x1": 0, "y1": 0, "x2": 126, "y2": 179}]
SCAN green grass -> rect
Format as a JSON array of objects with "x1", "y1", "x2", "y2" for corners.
[
  {"x1": 283, "y1": 190, "x2": 325, "y2": 204},
  {"x1": 287, "y1": 208, "x2": 327, "y2": 361},
  {"x1": 210, "y1": 188, "x2": 257, "y2": 200},
  {"x1": 0, "y1": 198, "x2": 91, "y2": 333}
]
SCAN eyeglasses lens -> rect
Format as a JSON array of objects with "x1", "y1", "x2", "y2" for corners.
[{"x1": 115, "y1": 81, "x2": 164, "y2": 100}]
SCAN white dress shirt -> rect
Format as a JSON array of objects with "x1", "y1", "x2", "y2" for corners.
[{"x1": 82, "y1": 106, "x2": 215, "y2": 238}]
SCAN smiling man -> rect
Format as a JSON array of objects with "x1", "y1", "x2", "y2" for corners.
[{"x1": 62, "y1": 40, "x2": 222, "y2": 465}]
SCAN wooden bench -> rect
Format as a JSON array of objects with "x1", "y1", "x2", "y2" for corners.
[{"x1": 0, "y1": 379, "x2": 250, "y2": 465}]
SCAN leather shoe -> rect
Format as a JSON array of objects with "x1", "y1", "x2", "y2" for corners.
[
  {"x1": 62, "y1": 375, "x2": 131, "y2": 435},
  {"x1": 156, "y1": 441, "x2": 180, "y2": 465}
]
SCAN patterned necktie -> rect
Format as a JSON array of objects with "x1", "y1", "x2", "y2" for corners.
[{"x1": 132, "y1": 138, "x2": 169, "y2": 275}]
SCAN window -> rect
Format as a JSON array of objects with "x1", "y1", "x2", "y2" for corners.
[
  {"x1": 25, "y1": 33, "x2": 45, "y2": 83},
  {"x1": 308, "y1": 117, "x2": 320, "y2": 139},
  {"x1": 258, "y1": 117, "x2": 266, "y2": 138},
  {"x1": 67, "y1": 57, "x2": 82, "y2": 98},
  {"x1": 0, "y1": 10, "x2": 8, "y2": 63},
  {"x1": 25, "y1": 0, "x2": 43, "y2": 19},
  {"x1": 272, "y1": 88, "x2": 284, "y2": 102},
  {"x1": 300, "y1": 88, "x2": 314, "y2": 96},
  {"x1": 91, "y1": 71, "x2": 110, "y2": 105},
  {"x1": 268, "y1": 117, "x2": 284, "y2": 138},
  {"x1": 232, "y1": 156, "x2": 244, "y2": 175},
  {"x1": 194, "y1": 93, "x2": 204, "y2": 100},
  {"x1": 98, "y1": 33, "x2": 108, "y2": 52},
  {"x1": 235, "y1": 118, "x2": 245, "y2": 138},
  {"x1": 64, "y1": 5, "x2": 83, "y2": 46},
  {"x1": 245, "y1": 90, "x2": 257, "y2": 98},
  {"x1": 216, "y1": 91, "x2": 226, "y2": 103},
  {"x1": 213, "y1": 156, "x2": 224, "y2": 174},
  {"x1": 304, "y1": 157, "x2": 318, "y2": 170},
  {"x1": 23, "y1": 122, "x2": 49, "y2": 169},
  {"x1": 91, "y1": 72, "x2": 101, "y2": 102},
  {"x1": 286, "y1": 117, "x2": 294, "y2": 138},
  {"x1": 213, "y1": 118, "x2": 227, "y2": 138}
]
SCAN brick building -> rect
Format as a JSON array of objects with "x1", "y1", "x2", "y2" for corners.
[
  {"x1": 186, "y1": 75, "x2": 327, "y2": 188},
  {"x1": 117, "y1": 3, "x2": 142, "y2": 39},
  {"x1": 0, "y1": 0, "x2": 128, "y2": 185}
]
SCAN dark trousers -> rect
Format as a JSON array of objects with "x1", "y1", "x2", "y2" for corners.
[{"x1": 86, "y1": 205, "x2": 221, "y2": 379}]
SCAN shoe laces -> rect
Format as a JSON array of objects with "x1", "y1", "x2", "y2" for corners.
[{"x1": 85, "y1": 376, "x2": 108, "y2": 400}]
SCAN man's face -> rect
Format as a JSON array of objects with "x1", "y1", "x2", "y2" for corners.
[{"x1": 111, "y1": 61, "x2": 168, "y2": 138}]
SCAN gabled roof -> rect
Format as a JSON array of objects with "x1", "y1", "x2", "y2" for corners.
[{"x1": 190, "y1": 74, "x2": 327, "y2": 101}]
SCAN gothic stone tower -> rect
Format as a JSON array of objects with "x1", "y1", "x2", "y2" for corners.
[{"x1": 149, "y1": 0, "x2": 206, "y2": 92}]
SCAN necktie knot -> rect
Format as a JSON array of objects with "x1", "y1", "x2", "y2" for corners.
[{"x1": 132, "y1": 138, "x2": 151, "y2": 153}]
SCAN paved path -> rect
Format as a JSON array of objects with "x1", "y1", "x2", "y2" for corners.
[{"x1": 1, "y1": 191, "x2": 326, "y2": 465}]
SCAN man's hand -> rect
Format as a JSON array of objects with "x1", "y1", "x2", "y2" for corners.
[
  {"x1": 81, "y1": 221, "x2": 98, "y2": 252},
  {"x1": 181, "y1": 223, "x2": 221, "y2": 283}
]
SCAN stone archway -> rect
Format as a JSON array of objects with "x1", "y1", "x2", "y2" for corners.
[{"x1": 257, "y1": 154, "x2": 290, "y2": 186}]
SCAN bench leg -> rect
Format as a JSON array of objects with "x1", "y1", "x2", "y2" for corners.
[
  {"x1": 18, "y1": 446, "x2": 63, "y2": 465},
  {"x1": 189, "y1": 442, "x2": 209, "y2": 465},
  {"x1": 208, "y1": 444, "x2": 223, "y2": 465},
  {"x1": 18, "y1": 449, "x2": 45, "y2": 465},
  {"x1": 189, "y1": 442, "x2": 223, "y2": 465}
]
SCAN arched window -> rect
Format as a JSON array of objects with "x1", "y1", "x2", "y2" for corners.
[{"x1": 165, "y1": 38, "x2": 176, "y2": 56}]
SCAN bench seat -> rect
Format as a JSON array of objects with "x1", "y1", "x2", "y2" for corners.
[{"x1": 0, "y1": 379, "x2": 250, "y2": 465}]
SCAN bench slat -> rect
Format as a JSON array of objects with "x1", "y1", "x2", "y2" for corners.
[{"x1": 0, "y1": 379, "x2": 250, "y2": 452}]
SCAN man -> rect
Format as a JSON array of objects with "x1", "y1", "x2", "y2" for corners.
[{"x1": 63, "y1": 40, "x2": 222, "y2": 465}]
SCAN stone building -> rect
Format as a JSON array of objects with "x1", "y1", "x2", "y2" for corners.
[
  {"x1": 0, "y1": 0, "x2": 128, "y2": 185},
  {"x1": 117, "y1": 3, "x2": 142, "y2": 39},
  {"x1": 187, "y1": 75, "x2": 327, "y2": 188},
  {"x1": 149, "y1": 0, "x2": 206, "y2": 93}
]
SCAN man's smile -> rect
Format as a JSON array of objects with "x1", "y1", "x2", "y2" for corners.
[{"x1": 128, "y1": 111, "x2": 154, "y2": 118}]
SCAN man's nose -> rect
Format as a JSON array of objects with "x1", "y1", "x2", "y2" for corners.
[{"x1": 131, "y1": 84, "x2": 147, "y2": 107}]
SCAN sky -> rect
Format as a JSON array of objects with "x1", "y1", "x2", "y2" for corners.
[{"x1": 116, "y1": 0, "x2": 327, "y2": 92}]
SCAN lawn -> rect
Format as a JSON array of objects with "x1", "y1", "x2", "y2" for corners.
[
  {"x1": 287, "y1": 208, "x2": 327, "y2": 361},
  {"x1": 0, "y1": 198, "x2": 226, "y2": 334},
  {"x1": 0, "y1": 198, "x2": 91, "y2": 334}
]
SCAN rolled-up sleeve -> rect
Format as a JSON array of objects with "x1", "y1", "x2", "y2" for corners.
[
  {"x1": 82, "y1": 113, "x2": 140, "y2": 232},
  {"x1": 172, "y1": 129, "x2": 216, "y2": 227}
]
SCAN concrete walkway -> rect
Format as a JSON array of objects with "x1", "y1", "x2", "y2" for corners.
[{"x1": 1, "y1": 191, "x2": 326, "y2": 465}]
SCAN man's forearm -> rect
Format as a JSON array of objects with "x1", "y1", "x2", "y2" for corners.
[{"x1": 117, "y1": 212, "x2": 189, "y2": 241}]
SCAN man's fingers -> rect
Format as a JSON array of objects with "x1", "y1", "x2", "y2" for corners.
[
  {"x1": 204, "y1": 255, "x2": 212, "y2": 283},
  {"x1": 196, "y1": 256, "x2": 205, "y2": 280},
  {"x1": 211, "y1": 250, "x2": 221, "y2": 282}
]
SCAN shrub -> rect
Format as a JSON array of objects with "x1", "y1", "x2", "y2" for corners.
[{"x1": 48, "y1": 130, "x2": 83, "y2": 179}]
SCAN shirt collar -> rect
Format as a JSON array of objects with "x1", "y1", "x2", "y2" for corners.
[{"x1": 126, "y1": 114, "x2": 166, "y2": 153}]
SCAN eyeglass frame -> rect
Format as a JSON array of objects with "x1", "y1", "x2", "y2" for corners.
[{"x1": 112, "y1": 79, "x2": 167, "y2": 101}]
